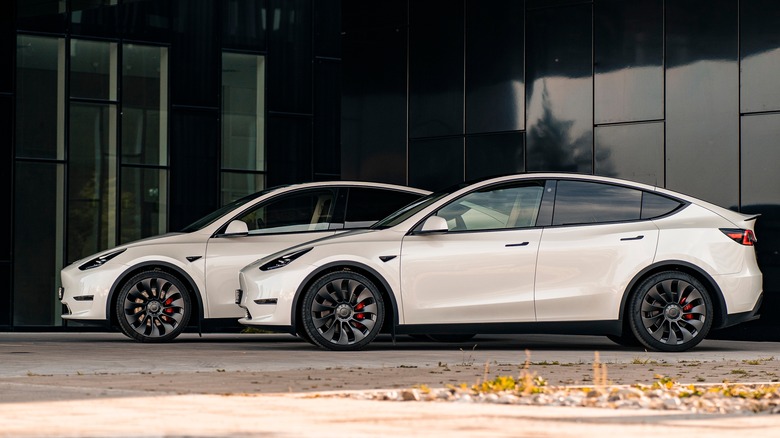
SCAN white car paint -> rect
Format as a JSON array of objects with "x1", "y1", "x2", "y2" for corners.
[
  {"x1": 59, "y1": 181, "x2": 429, "y2": 341},
  {"x1": 237, "y1": 173, "x2": 763, "y2": 352}
]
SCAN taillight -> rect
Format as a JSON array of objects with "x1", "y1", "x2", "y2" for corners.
[{"x1": 720, "y1": 228, "x2": 757, "y2": 246}]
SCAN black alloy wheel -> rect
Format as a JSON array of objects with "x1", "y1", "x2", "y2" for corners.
[
  {"x1": 301, "y1": 271, "x2": 385, "y2": 351},
  {"x1": 116, "y1": 269, "x2": 191, "y2": 342},
  {"x1": 628, "y1": 271, "x2": 713, "y2": 352}
]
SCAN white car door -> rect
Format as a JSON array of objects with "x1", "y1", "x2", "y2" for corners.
[
  {"x1": 534, "y1": 180, "x2": 660, "y2": 322},
  {"x1": 204, "y1": 189, "x2": 339, "y2": 318},
  {"x1": 400, "y1": 182, "x2": 545, "y2": 324}
]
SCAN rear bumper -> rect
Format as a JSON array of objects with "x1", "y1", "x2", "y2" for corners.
[{"x1": 719, "y1": 292, "x2": 762, "y2": 329}]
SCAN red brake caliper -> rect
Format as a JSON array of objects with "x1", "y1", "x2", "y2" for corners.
[
  {"x1": 680, "y1": 296, "x2": 694, "y2": 319},
  {"x1": 164, "y1": 297, "x2": 174, "y2": 314}
]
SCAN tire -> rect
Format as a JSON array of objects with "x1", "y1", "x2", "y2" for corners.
[
  {"x1": 628, "y1": 271, "x2": 713, "y2": 352},
  {"x1": 115, "y1": 269, "x2": 191, "y2": 343},
  {"x1": 426, "y1": 334, "x2": 476, "y2": 343},
  {"x1": 301, "y1": 271, "x2": 385, "y2": 351}
]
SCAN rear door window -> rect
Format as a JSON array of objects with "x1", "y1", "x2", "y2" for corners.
[{"x1": 552, "y1": 180, "x2": 642, "y2": 226}]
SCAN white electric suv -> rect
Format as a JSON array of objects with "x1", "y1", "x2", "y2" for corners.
[
  {"x1": 59, "y1": 181, "x2": 429, "y2": 342},
  {"x1": 236, "y1": 173, "x2": 763, "y2": 352}
]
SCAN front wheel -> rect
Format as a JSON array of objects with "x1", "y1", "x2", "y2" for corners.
[
  {"x1": 628, "y1": 271, "x2": 713, "y2": 352},
  {"x1": 115, "y1": 269, "x2": 191, "y2": 342},
  {"x1": 301, "y1": 271, "x2": 385, "y2": 351}
]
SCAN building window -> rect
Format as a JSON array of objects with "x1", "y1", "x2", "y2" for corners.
[{"x1": 221, "y1": 52, "x2": 266, "y2": 203}]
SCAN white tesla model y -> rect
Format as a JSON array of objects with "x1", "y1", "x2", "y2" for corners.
[
  {"x1": 59, "y1": 181, "x2": 429, "y2": 342},
  {"x1": 237, "y1": 173, "x2": 763, "y2": 352}
]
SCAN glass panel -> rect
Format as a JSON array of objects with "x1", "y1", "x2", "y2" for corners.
[
  {"x1": 341, "y1": 28, "x2": 407, "y2": 185},
  {"x1": 222, "y1": 0, "x2": 267, "y2": 51},
  {"x1": 741, "y1": 113, "x2": 780, "y2": 323},
  {"x1": 236, "y1": 189, "x2": 336, "y2": 234},
  {"x1": 120, "y1": 0, "x2": 171, "y2": 43},
  {"x1": 221, "y1": 172, "x2": 265, "y2": 205},
  {"x1": 14, "y1": 161, "x2": 64, "y2": 325},
  {"x1": 552, "y1": 180, "x2": 641, "y2": 226},
  {"x1": 526, "y1": 5, "x2": 593, "y2": 173},
  {"x1": 594, "y1": 0, "x2": 663, "y2": 124},
  {"x1": 123, "y1": 44, "x2": 168, "y2": 166},
  {"x1": 169, "y1": 109, "x2": 219, "y2": 231},
  {"x1": 170, "y1": 0, "x2": 218, "y2": 108},
  {"x1": 266, "y1": 116, "x2": 312, "y2": 186},
  {"x1": 595, "y1": 122, "x2": 664, "y2": 186},
  {"x1": 666, "y1": 0, "x2": 739, "y2": 209},
  {"x1": 67, "y1": 103, "x2": 117, "y2": 263},
  {"x1": 740, "y1": 0, "x2": 780, "y2": 113},
  {"x1": 0, "y1": 96, "x2": 11, "y2": 259},
  {"x1": 408, "y1": 137, "x2": 464, "y2": 192},
  {"x1": 70, "y1": 39, "x2": 117, "y2": 100},
  {"x1": 344, "y1": 188, "x2": 424, "y2": 228},
  {"x1": 120, "y1": 167, "x2": 167, "y2": 244},
  {"x1": 222, "y1": 52, "x2": 265, "y2": 171},
  {"x1": 466, "y1": 132, "x2": 524, "y2": 181},
  {"x1": 16, "y1": 0, "x2": 66, "y2": 33},
  {"x1": 0, "y1": 2, "x2": 12, "y2": 93},
  {"x1": 0, "y1": 264, "x2": 9, "y2": 326},
  {"x1": 742, "y1": 113, "x2": 780, "y2": 210},
  {"x1": 314, "y1": 59, "x2": 340, "y2": 178},
  {"x1": 267, "y1": 0, "x2": 312, "y2": 113},
  {"x1": 435, "y1": 184, "x2": 544, "y2": 231},
  {"x1": 71, "y1": 0, "x2": 119, "y2": 37},
  {"x1": 465, "y1": 0, "x2": 524, "y2": 134},
  {"x1": 16, "y1": 35, "x2": 65, "y2": 160},
  {"x1": 641, "y1": 192, "x2": 682, "y2": 220},
  {"x1": 313, "y1": 0, "x2": 340, "y2": 57},
  {"x1": 408, "y1": 0, "x2": 463, "y2": 138}
]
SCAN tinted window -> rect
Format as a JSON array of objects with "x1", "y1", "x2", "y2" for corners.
[
  {"x1": 236, "y1": 189, "x2": 336, "y2": 234},
  {"x1": 641, "y1": 192, "x2": 683, "y2": 219},
  {"x1": 552, "y1": 181, "x2": 641, "y2": 226},
  {"x1": 435, "y1": 183, "x2": 544, "y2": 232},
  {"x1": 344, "y1": 188, "x2": 423, "y2": 228}
]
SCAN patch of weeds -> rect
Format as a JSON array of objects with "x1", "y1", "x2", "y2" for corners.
[
  {"x1": 730, "y1": 369, "x2": 748, "y2": 375},
  {"x1": 532, "y1": 361, "x2": 560, "y2": 366},
  {"x1": 459, "y1": 344, "x2": 477, "y2": 366},
  {"x1": 631, "y1": 357, "x2": 658, "y2": 365},
  {"x1": 743, "y1": 357, "x2": 775, "y2": 365},
  {"x1": 398, "y1": 365, "x2": 418, "y2": 369}
]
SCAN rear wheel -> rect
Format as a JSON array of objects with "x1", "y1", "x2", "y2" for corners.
[
  {"x1": 116, "y1": 269, "x2": 191, "y2": 342},
  {"x1": 628, "y1": 271, "x2": 713, "y2": 352},
  {"x1": 301, "y1": 271, "x2": 385, "y2": 351}
]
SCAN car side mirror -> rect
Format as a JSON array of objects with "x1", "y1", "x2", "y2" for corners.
[
  {"x1": 419, "y1": 216, "x2": 449, "y2": 234},
  {"x1": 224, "y1": 220, "x2": 249, "y2": 236}
]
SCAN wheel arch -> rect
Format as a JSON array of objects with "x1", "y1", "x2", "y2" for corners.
[
  {"x1": 290, "y1": 261, "x2": 399, "y2": 335},
  {"x1": 106, "y1": 261, "x2": 205, "y2": 331},
  {"x1": 619, "y1": 260, "x2": 727, "y2": 330}
]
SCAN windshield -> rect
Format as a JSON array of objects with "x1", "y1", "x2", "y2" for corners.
[
  {"x1": 179, "y1": 187, "x2": 280, "y2": 232},
  {"x1": 372, "y1": 182, "x2": 469, "y2": 229}
]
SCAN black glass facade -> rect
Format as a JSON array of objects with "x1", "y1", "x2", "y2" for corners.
[
  {"x1": 341, "y1": 0, "x2": 780, "y2": 340},
  {"x1": 4, "y1": 0, "x2": 780, "y2": 339}
]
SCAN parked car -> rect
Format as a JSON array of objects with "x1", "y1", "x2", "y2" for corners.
[
  {"x1": 236, "y1": 173, "x2": 763, "y2": 352},
  {"x1": 59, "y1": 181, "x2": 430, "y2": 342}
]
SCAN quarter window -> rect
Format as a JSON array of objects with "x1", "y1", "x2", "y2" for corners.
[{"x1": 641, "y1": 192, "x2": 683, "y2": 219}]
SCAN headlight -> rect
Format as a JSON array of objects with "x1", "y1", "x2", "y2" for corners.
[
  {"x1": 259, "y1": 248, "x2": 313, "y2": 271},
  {"x1": 78, "y1": 248, "x2": 127, "y2": 271}
]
